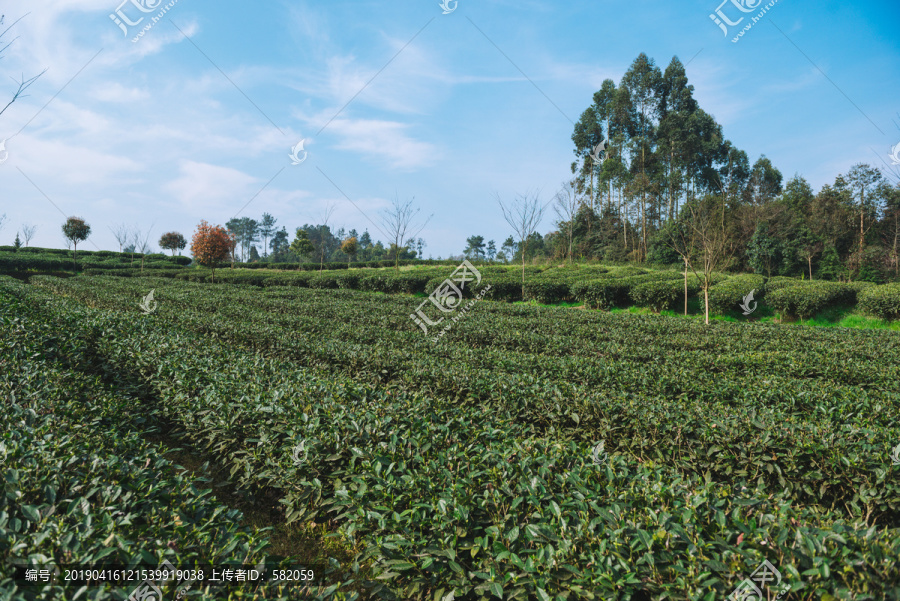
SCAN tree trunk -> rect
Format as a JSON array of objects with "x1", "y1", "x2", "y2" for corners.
[
  {"x1": 640, "y1": 192, "x2": 646, "y2": 261},
  {"x1": 73, "y1": 243, "x2": 77, "y2": 273},
  {"x1": 684, "y1": 258, "x2": 688, "y2": 316},
  {"x1": 521, "y1": 244, "x2": 526, "y2": 301},
  {"x1": 808, "y1": 256, "x2": 813, "y2": 280},
  {"x1": 704, "y1": 286, "x2": 709, "y2": 325},
  {"x1": 894, "y1": 208, "x2": 900, "y2": 275},
  {"x1": 589, "y1": 163, "x2": 594, "y2": 214}
]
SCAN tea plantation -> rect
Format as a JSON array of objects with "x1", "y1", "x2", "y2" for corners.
[{"x1": 2, "y1": 274, "x2": 899, "y2": 600}]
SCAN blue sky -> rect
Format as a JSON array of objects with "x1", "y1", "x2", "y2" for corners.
[{"x1": 1, "y1": 0, "x2": 898, "y2": 257}]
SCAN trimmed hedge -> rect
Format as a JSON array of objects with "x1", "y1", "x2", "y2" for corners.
[
  {"x1": 766, "y1": 282, "x2": 855, "y2": 320},
  {"x1": 764, "y1": 276, "x2": 802, "y2": 294},
  {"x1": 474, "y1": 277, "x2": 522, "y2": 303},
  {"x1": 0, "y1": 249, "x2": 188, "y2": 273},
  {"x1": 236, "y1": 259, "x2": 467, "y2": 271},
  {"x1": 846, "y1": 280, "x2": 877, "y2": 302},
  {"x1": 572, "y1": 272, "x2": 682, "y2": 310},
  {"x1": 524, "y1": 281, "x2": 572, "y2": 304},
  {"x1": 630, "y1": 273, "x2": 728, "y2": 313},
  {"x1": 706, "y1": 274, "x2": 767, "y2": 315},
  {"x1": 309, "y1": 273, "x2": 340, "y2": 289},
  {"x1": 858, "y1": 283, "x2": 900, "y2": 320},
  {"x1": 335, "y1": 273, "x2": 362, "y2": 290}
]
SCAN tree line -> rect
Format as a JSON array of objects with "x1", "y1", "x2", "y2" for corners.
[{"x1": 463, "y1": 53, "x2": 900, "y2": 283}]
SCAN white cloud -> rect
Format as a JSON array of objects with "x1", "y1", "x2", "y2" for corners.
[
  {"x1": 90, "y1": 82, "x2": 151, "y2": 103},
  {"x1": 324, "y1": 118, "x2": 439, "y2": 169},
  {"x1": 163, "y1": 160, "x2": 261, "y2": 216}
]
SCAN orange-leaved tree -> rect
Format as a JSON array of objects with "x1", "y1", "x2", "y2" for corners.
[{"x1": 190, "y1": 221, "x2": 233, "y2": 283}]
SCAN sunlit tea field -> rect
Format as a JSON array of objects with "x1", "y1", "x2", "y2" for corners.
[{"x1": 2, "y1": 274, "x2": 900, "y2": 600}]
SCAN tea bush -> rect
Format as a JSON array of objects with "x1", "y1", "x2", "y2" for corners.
[
  {"x1": 523, "y1": 280, "x2": 571, "y2": 304},
  {"x1": 858, "y1": 283, "x2": 900, "y2": 320},
  {"x1": 572, "y1": 272, "x2": 682, "y2": 310},
  {"x1": 12, "y1": 275, "x2": 900, "y2": 599},
  {"x1": 705, "y1": 274, "x2": 767, "y2": 315},
  {"x1": 767, "y1": 282, "x2": 856, "y2": 320},
  {"x1": 0, "y1": 279, "x2": 355, "y2": 600}
]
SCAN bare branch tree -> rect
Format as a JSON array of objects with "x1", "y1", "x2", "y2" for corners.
[
  {"x1": 496, "y1": 190, "x2": 546, "y2": 300},
  {"x1": 316, "y1": 203, "x2": 336, "y2": 272},
  {"x1": 0, "y1": 213, "x2": 7, "y2": 238},
  {"x1": 0, "y1": 14, "x2": 47, "y2": 120},
  {"x1": 381, "y1": 195, "x2": 432, "y2": 272},
  {"x1": 554, "y1": 179, "x2": 580, "y2": 264},
  {"x1": 20, "y1": 222, "x2": 36, "y2": 247},
  {"x1": 109, "y1": 223, "x2": 131, "y2": 253},
  {"x1": 133, "y1": 223, "x2": 155, "y2": 273},
  {"x1": 666, "y1": 195, "x2": 735, "y2": 324}
]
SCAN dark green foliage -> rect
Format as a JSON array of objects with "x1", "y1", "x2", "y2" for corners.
[
  {"x1": 631, "y1": 277, "x2": 693, "y2": 312},
  {"x1": 858, "y1": 283, "x2": 900, "y2": 320},
  {"x1": 11, "y1": 275, "x2": 900, "y2": 599},
  {"x1": 0, "y1": 247, "x2": 188, "y2": 274},
  {"x1": 335, "y1": 272, "x2": 362, "y2": 290},
  {"x1": 572, "y1": 271, "x2": 679, "y2": 310},
  {"x1": 523, "y1": 281, "x2": 571, "y2": 304},
  {"x1": 0, "y1": 279, "x2": 335, "y2": 600},
  {"x1": 766, "y1": 282, "x2": 855, "y2": 320},
  {"x1": 765, "y1": 276, "x2": 801, "y2": 294},
  {"x1": 706, "y1": 274, "x2": 767, "y2": 315},
  {"x1": 309, "y1": 272, "x2": 340, "y2": 289},
  {"x1": 747, "y1": 222, "x2": 784, "y2": 277}
]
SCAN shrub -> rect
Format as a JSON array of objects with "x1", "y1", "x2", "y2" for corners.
[
  {"x1": 572, "y1": 272, "x2": 681, "y2": 310},
  {"x1": 473, "y1": 277, "x2": 521, "y2": 302},
  {"x1": 572, "y1": 278, "x2": 634, "y2": 310},
  {"x1": 359, "y1": 275, "x2": 389, "y2": 292},
  {"x1": 390, "y1": 273, "x2": 433, "y2": 294},
  {"x1": 764, "y1": 276, "x2": 801, "y2": 294},
  {"x1": 630, "y1": 279, "x2": 697, "y2": 312},
  {"x1": 335, "y1": 273, "x2": 362, "y2": 290},
  {"x1": 766, "y1": 282, "x2": 855, "y2": 320},
  {"x1": 857, "y1": 284, "x2": 900, "y2": 320},
  {"x1": 309, "y1": 273, "x2": 340, "y2": 289},
  {"x1": 523, "y1": 281, "x2": 571, "y2": 304},
  {"x1": 706, "y1": 275, "x2": 767, "y2": 315},
  {"x1": 846, "y1": 280, "x2": 876, "y2": 303},
  {"x1": 606, "y1": 266, "x2": 647, "y2": 278},
  {"x1": 259, "y1": 272, "x2": 314, "y2": 287}
]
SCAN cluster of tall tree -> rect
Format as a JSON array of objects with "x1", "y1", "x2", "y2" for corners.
[
  {"x1": 532, "y1": 52, "x2": 900, "y2": 282},
  {"x1": 225, "y1": 209, "x2": 428, "y2": 267}
]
